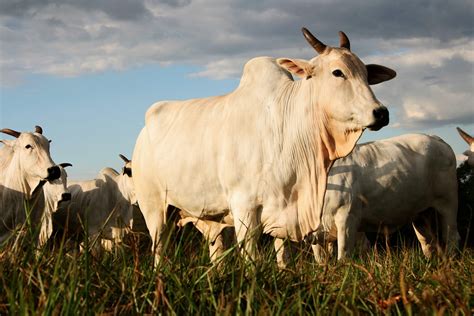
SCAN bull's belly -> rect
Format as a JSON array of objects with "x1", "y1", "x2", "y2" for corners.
[{"x1": 358, "y1": 202, "x2": 430, "y2": 232}]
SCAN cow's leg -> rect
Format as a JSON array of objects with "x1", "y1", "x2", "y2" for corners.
[
  {"x1": 434, "y1": 199, "x2": 460, "y2": 253},
  {"x1": 140, "y1": 199, "x2": 167, "y2": 267},
  {"x1": 335, "y1": 212, "x2": 358, "y2": 260},
  {"x1": 412, "y1": 215, "x2": 436, "y2": 258},
  {"x1": 231, "y1": 197, "x2": 260, "y2": 263},
  {"x1": 274, "y1": 238, "x2": 292, "y2": 269},
  {"x1": 312, "y1": 241, "x2": 336, "y2": 263}
]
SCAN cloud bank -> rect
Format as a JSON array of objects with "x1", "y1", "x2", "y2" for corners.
[{"x1": 1, "y1": 0, "x2": 473, "y2": 128}]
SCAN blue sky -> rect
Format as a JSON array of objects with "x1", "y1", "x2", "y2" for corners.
[{"x1": 1, "y1": 0, "x2": 473, "y2": 179}]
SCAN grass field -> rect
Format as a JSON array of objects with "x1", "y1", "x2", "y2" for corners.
[{"x1": 1, "y1": 224, "x2": 472, "y2": 315}]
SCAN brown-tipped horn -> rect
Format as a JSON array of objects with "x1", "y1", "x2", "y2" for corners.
[
  {"x1": 119, "y1": 154, "x2": 130, "y2": 163},
  {"x1": 59, "y1": 163, "x2": 73, "y2": 168},
  {"x1": 302, "y1": 27, "x2": 327, "y2": 54},
  {"x1": 35, "y1": 125, "x2": 43, "y2": 134},
  {"x1": 338, "y1": 31, "x2": 350, "y2": 50},
  {"x1": 457, "y1": 127, "x2": 474, "y2": 145},
  {"x1": 1, "y1": 128, "x2": 21, "y2": 138}
]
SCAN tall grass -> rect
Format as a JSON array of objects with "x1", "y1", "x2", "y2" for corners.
[{"x1": 1, "y1": 224, "x2": 472, "y2": 315}]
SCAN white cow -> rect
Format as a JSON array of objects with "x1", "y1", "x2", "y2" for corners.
[
  {"x1": 456, "y1": 127, "x2": 474, "y2": 167},
  {"x1": 287, "y1": 134, "x2": 460, "y2": 265},
  {"x1": 53, "y1": 155, "x2": 136, "y2": 253},
  {"x1": 38, "y1": 164, "x2": 72, "y2": 247},
  {"x1": 0, "y1": 126, "x2": 61, "y2": 245},
  {"x1": 133, "y1": 28, "x2": 396, "y2": 265}
]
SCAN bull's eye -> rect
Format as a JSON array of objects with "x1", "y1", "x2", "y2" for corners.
[
  {"x1": 25, "y1": 144, "x2": 33, "y2": 149},
  {"x1": 332, "y1": 69, "x2": 345, "y2": 78}
]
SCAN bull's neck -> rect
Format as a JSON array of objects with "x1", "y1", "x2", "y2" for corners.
[{"x1": 275, "y1": 79, "x2": 333, "y2": 238}]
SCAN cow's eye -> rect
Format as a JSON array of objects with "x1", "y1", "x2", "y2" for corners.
[
  {"x1": 25, "y1": 144, "x2": 32, "y2": 149},
  {"x1": 332, "y1": 69, "x2": 345, "y2": 78}
]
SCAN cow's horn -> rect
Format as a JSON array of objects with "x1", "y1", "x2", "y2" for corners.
[
  {"x1": 35, "y1": 125, "x2": 43, "y2": 134},
  {"x1": 457, "y1": 127, "x2": 474, "y2": 145},
  {"x1": 119, "y1": 154, "x2": 130, "y2": 163},
  {"x1": 0, "y1": 128, "x2": 21, "y2": 138},
  {"x1": 339, "y1": 31, "x2": 350, "y2": 50},
  {"x1": 59, "y1": 163, "x2": 73, "y2": 168},
  {"x1": 302, "y1": 27, "x2": 327, "y2": 54}
]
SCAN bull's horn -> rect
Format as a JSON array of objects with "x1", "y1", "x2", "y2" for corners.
[
  {"x1": 339, "y1": 31, "x2": 350, "y2": 50},
  {"x1": 457, "y1": 127, "x2": 474, "y2": 145},
  {"x1": 302, "y1": 27, "x2": 327, "y2": 54},
  {"x1": 35, "y1": 125, "x2": 43, "y2": 134},
  {"x1": 119, "y1": 154, "x2": 130, "y2": 163},
  {"x1": 59, "y1": 163, "x2": 73, "y2": 168},
  {"x1": 0, "y1": 128, "x2": 21, "y2": 138}
]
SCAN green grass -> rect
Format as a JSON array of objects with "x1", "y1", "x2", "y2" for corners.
[{"x1": 1, "y1": 226, "x2": 472, "y2": 315}]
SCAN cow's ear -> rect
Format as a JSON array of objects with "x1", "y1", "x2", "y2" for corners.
[
  {"x1": 277, "y1": 58, "x2": 314, "y2": 79},
  {"x1": 0, "y1": 139, "x2": 14, "y2": 147},
  {"x1": 366, "y1": 64, "x2": 396, "y2": 85}
]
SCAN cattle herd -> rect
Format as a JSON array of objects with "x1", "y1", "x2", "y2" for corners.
[{"x1": 1, "y1": 28, "x2": 473, "y2": 268}]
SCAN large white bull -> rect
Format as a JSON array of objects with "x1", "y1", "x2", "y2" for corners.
[
  {"x1": 0, "y1": 126, "x2": 61, "y2": 245},
  {"x1": 133, "y1": 28, "x2": 396, "y2": 265},
  {"x1": 53, "y1": 155, "x2": 136, "y2": 252},
  {"x1": 457, "y1": 127, "x2": 474, "y2": 167}
]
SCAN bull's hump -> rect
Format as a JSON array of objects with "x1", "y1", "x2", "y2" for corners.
[{"x1": 238, "y1": 56, "x2": 293, "y2": 90}]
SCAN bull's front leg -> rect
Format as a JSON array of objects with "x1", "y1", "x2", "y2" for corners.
[
  {"x1": 230, "y1": 195, "x2": 261, "y2": 263},
  {"x1": 334, "y1": 211, "x2": 359, "y2": 260}
]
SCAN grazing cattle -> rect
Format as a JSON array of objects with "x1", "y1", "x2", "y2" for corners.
[
  {"x1": 456, "y1": 127, "x2": 474, "y2": 167},
  {"x1": 133, "y1": 27, "x2": 396, "y2": 265},
  {"x1": 53, "y1": 155, "x2": 136, "y2": 253},
  {"x1": 38, "y1": 164, "x2": 72, "y2": 247},
  {"x1": 0, "y1": 126, "x2": 61, "y2": 245}
]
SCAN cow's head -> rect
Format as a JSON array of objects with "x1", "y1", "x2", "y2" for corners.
[
  {"x1": 119, "y1": 154, "x2": 137, "y2": 205},
  {"x1": 277, "y1": 28, "x2": 396, "y2": 160},
  {"x1": 457, "y1": 127, "x2": 474, "y2": 167},
  {"x1": 43, "y1": 163, "x2": 72, "y2": 209},
  {"x1": 1, "y1": 126, "x2": 61, "y2": 190}
]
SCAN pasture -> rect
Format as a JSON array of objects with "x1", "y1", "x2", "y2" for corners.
[{"x1": 1, "y1": 163, "x2": 473, "y2": 315}]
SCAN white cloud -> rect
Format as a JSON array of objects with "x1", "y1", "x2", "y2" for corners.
[{"x1": 1, "y1": 0, "x2": 473, "y2": 130}]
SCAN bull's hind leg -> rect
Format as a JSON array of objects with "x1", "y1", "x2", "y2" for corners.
[{"x1": 434, "y1": 198, "x2": 460, "y2": 253}]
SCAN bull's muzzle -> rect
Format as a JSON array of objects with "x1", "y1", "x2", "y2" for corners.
[
  {"x1": 368, "y1": 107, "x2": 389, "y2": 131},
  {"x1": 46, "y1": 166, "x2": 61, "y2": 181}
]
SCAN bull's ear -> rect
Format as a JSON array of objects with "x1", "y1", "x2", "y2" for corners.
[
  {"x1": 366, "y1": 64, "x2": 396, "y2": 85},
  {"x1": 0, "y1": 139, "x2": 14, "y2": 147},
  {"x1": 277, "y1": 58, "x2": 314, "y2": 79}
]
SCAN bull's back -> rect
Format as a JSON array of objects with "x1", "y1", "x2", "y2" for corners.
[{"x1": 134, "y1": 94, "x2": 268, "y2": 214}]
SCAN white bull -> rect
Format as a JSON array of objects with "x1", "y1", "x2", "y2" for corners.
[
  {"x1": 456, "y1": 127, "x2": 474, "y2": 167},
  {"x1": 133, "y1": 28, "x2": 396, "y2": 265},
  {"x1": 0, "y1": 126, "x2": 61, "y2": 245},
  {"x1": 53, "y1": 155, "x2": 136, "y2": 253}
]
